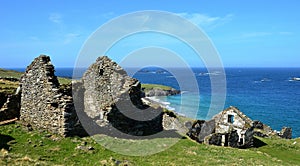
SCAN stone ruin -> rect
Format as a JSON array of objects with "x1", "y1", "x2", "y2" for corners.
[
  {"x1": 0, "y1": 93, "x2": 20, "y2": 122},
  {"x1": 0, "y1": 55, "x2": 293, "y2": 145},
  {"x1": 187, "y1": 106, "x2": 293, "y2": 148},
  {"x1": 77, "y1": 56, "x2": 165, "y2": 136},
  {"x1": 16, "y1": 55, "x2": 178, "y2": 137},
  {"x1": 19, "y1": 55, "x2": 85, "y2": 136}
]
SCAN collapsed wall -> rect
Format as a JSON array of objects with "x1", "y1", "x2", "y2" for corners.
[
  {"x1": 80, "y1": 56, "x2": 164, "y2": 136},
  {"x1": 0, "y1": 93, "x2": 20, "y2": 121},
  {"x1": 20, "y1": 55, "x2": 85, "y2": 136},
  {"x1": 19, "y1": 55, "x2": 165, "y2": 137}
]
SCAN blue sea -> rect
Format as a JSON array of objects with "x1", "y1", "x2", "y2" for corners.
[{"x1": 11, "y1": 67, "x2": 300, "y2": 138}]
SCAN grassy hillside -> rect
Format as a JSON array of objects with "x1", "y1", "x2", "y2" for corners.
[
  {"x1": 141, "y1": 84, "x2": 173, "y2": 91},
  {"x1": 0, "y1": 69, "x2": 23, "y2": 79},
  {"x1": 0, "y1": 68, "x2": 71, "y2": 94},
  {"x1": 0, "y1": 123, "x2": 300, "y2": 165}
]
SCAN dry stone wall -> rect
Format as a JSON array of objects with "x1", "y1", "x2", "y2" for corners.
[
  {"x1": 17, "y1": 55, "x2": 181, "y2": 137},
  {"x1": 0, "y1": 93, "x2": 20, "y2": 121},
  {"x1": 81, "y1": 56, "x2": 163, "y2": 136},
  {"x1": 20, "y1": 55, "x2": 85, "y2": 136}
]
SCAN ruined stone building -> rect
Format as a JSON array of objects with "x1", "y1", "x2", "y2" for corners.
[
  {"x1": 19, "y1": 55, "x2": 85, "y2": 136},
  {"x1": 17, "y1": 55, "x2": 175, "y2": 138},
  {"x1": 208, "y1": 106, "x2": 254, "y2": 148},
  {"x1": 187, "y1": 106, "x2": 292, "y2": 148},
  {"x1": 78, "y1": 56, "x2": 165, "y2": 137},
  {"x1": 187, "y1": 106, "x2": 254, "y2": 148}
]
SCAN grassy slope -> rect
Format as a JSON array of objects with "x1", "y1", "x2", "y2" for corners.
[
  {"x1": 0, "y1": 123, "x2": 300, "y2": 165},
  {"x1": 141, "y1": 83, "x2": 173, "y2": 91},
  {"x1": 0, "y1": 69, "x2": 23, "y2": 78},
  {"x1": 0, "y1": 68, "x2": 71, "y2": 94}
]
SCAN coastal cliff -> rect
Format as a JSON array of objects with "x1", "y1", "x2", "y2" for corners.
[{"x1": 141, "y1": 84, "x2": 180, "y2": 97}]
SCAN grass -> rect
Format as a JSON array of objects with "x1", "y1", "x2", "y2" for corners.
[
  {"x1": 141, "y1": 84, "x2": 173, "y2": 91},
  {"x1": 0, "y1": 79, "x2": 19, "y2": 94},
  {"x1": 1, "y1": 123, "x2": 300, "y2": 165},
  {"x1": 0, "y1": 68, "x2": 71, "y2": 94},
  {"x1": 0, "y1": 69, "x2": 23, "y2": 79}
]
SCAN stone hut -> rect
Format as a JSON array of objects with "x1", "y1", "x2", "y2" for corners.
[
  {"x1": 19, "y1": 55, "x2": 84, "y2": 136},
  {"x1": 210, "y1": 106, "x2": 254, "y2": 148},
  {"x1": 187, "y1": 106, "x2": 254, "y2": 148}
]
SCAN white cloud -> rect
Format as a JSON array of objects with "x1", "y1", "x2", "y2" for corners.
[
  {"x1": 239, "y1": 31, "x2": 293, "y2": 39},
  {"x1": 178, "y1": 13, "x2": 234, "y2": 30},
  {"x1": 241, "y1": 32, "x2": 272, "y2": 38},
  {"x1": 279, "y1": 31, "x2": 293, "y2": 35},
  {"x1": 100, "y1": 12, "x2": 115, "y2": 19},
  {"x1": 49, "y1": 13, "x2": 62, "y2": 24},
  {"x1": 29, "y1": 36, "x2": 39, "y2": 41},
  {"x1": 64, "y1": 33, "x2": 80, "y2": 44}
]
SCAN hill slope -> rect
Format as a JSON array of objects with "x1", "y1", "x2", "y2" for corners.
[{"x1": 0, "y1": 123, "x2": 300, "y2": 165}]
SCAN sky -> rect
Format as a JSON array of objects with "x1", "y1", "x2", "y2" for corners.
[{"x1": 0, "y1": 0, "x2": 299, "y2": 68}]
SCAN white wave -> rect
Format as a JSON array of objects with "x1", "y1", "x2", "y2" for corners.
[
  {"x1": 197, "y1": 71, "x2": 221, "y2": 76},
  {"x1": 165, "y1": 105, "x2": 175, "y2": 111},
  {"x1": 145, "y1": 97, "x2": 175, "y2": 111},
  {"x1": 181, "y1": 91, "x2": 189, "y2": 94}
]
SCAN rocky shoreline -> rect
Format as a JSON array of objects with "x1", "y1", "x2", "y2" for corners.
[{"x1": 143, "y1": 87, "x2": 180, "y2": 97}]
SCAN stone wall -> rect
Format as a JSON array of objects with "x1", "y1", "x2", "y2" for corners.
[
  {"x1": 19, "y1": 55, "x2": 85, "y2": 137},
  {"x1": 0, "y1": 93, "x2": 20, "y2": 121},
  {"x1": 80, "y1": 56, "x2": 163, "y2": 136}
]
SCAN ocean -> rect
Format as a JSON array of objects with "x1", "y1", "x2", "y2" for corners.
[{"x1": 11, "y1": 67, "x2": 300, "y2": 138}]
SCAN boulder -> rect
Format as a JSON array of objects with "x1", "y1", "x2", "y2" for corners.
[
  {"x1": 253, "y1": 120, "x2": 264, "y2": 129},
  {"x1": 279, "y1": 127, "x2": 292, "y2": 139},
  {"x1": 145, "y1": 88, "x2": 180, "y2": 97}
]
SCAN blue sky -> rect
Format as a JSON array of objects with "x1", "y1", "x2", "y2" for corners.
[{"x1": 0, "y1": 0, "x2": 299, "y2": 68}]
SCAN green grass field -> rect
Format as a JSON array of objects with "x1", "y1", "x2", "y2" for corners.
[
  {"x1": 0, "y1": 68, "x2": 71, "y2": 94},
  {"x1": 0, "y1": 123, "x2": 300, "y2": 165},
  {"x1": 0, "y1": 69, "x2": 23, "y2": 79},
  {"x1": 141, "y1": 84, "x2": 174, "y2": 94}
]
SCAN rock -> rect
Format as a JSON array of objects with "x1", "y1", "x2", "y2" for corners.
[
  {"x1": 162, "y1": 113, "x2": 189, "y2": 134},
  {"x1": 75, "y1": 145, "x2": 94, "y2": 151},
  {"x1": 253, "y1": 120, "x2": 264, "y2": 129},
  {"x1": 0, "y1": 93, "x2": 21, "y2": 121},
  {"x1": 144, "y1": 88, "x2": 180, "y2": 97},
  {"x1": 207, "y1": 133, "x2": 222, "y2": 146},
  {"x1": 187, "y1": 120, "x2": 204, "y2": 141},
  {"x1": 187, "y1": 120, "x2": 215, "y2": 143},
  {"x1": 253, "y1": 131, "x2": 269, "y2": 138},
  {"x1": 279, "y1": 127, "x2": 292, "y2": 139}
]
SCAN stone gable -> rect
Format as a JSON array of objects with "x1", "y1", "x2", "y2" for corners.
[{"x1": 20, "y1": 55, "x2": 84, "y2": 136}]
